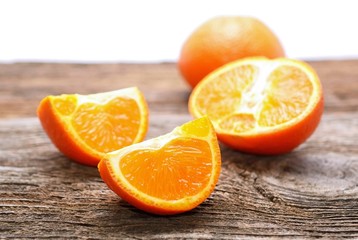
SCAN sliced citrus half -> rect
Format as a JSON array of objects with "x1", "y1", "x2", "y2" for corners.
[
  {"x1": 37, "y1": 87, "x2": 148, "y2": 166},
  {"x1": 98, "y1": 117, "x2": 221, "y2": 215},
  {"x1": 189, "y1": 57, "x2": 324, "y2": 155}
]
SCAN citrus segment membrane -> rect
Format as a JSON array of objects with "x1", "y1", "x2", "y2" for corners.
[
  {"x1": 193, "y1": 59, "x2": 314, "y2": 133},
  {"x1": 194, "y1": 65, "x2": 257, "y2": 121},
  {"x1": 259, "y1": 65, "x2": 313, "y2": 127}
]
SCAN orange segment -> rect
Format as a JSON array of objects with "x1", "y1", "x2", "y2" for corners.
[
  {"x1": 71, "y1": 97, "x2": 141, "y2": 153},
  {"x1": 259, "y1": 65, "x2": 314, "y2": 127},
  {"x1": 37, "y1": 87, "x2": 148, "y2": 166},
  {"x1": 189, "y1": 57, "x2": 324, "y2": 154},
  {"x1": 53, "y1": 95, "x2": 77, "y2": 116},
  {"x1": 120, "y1": 138, "x2": 212, "y2": 201},
  {"x1": 219, "y1": 113, "x2": 256, "y2": 133},
  {"x1": 98, "y1": 117, "x2": 221, "y2": 215},
  {"x1": 194, "y1": 65, "x2": 257, "y2": 120}
]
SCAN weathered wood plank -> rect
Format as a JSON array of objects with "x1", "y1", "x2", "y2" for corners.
[
  {"x1": 0, "y1": 63, "x2": 190, "y2": 118},
  {"x1": 1, "y1": 60, "x2": 357, "y2": 238},
  {"x1": 0, "y1": 60, "x2": 358, "y2": 119},
  {"x1": 1, "y1": 112, "x2": 357, "y2": 239}
]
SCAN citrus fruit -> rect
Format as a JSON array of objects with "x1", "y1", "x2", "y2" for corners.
[
  {"x1": 189, "y1": 57, "x2": 324, "y2": 155},
  {"x1": 37, "y1": 87, "x2": 148, "y2": 166},
  {"x1": 98, "y1": 117, "x2": 221, "y2": 215},
  {"x1": 178, "y1": 16, "x2": 285, "y2": 88}
]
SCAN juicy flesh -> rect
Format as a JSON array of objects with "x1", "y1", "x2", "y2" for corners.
[
  {"x1": 53, "y1": 96, "x2": 141, "y2": 153},
  {"x1": 119, "y1": 138, "x2": 213, "y2": 201},
  {"x1": 196, "y1": 64, "x2": 313, "y2": 133}
]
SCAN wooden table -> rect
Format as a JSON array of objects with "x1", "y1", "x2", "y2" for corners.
[{"x1": 1, "y1": 61, "x2": 357, "y2": 239}]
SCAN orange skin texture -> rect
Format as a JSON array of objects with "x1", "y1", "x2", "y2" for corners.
[
  {"x1": 217, "y1": 95, "x2": 324, "y2": 155},
  {"x1": 178, "y1": 16, "x2": 285, "y2": 88},
  {"x1": 37, "y1": 97, "x2": 101, "y2": 166}
]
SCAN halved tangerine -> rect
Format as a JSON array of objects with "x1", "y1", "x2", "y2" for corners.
[
  {"x1": 98, "y1": 117, "x2": 221, "y2": 215},
  {"x1": 37, "y1": 87, "x2": 148, "y2": 166},
  {"x1": 189, "y1": 57, "x2": 324, "y2": 155}
]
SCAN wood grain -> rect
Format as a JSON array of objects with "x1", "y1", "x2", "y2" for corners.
[
  {"x1": 0, "y1": 60, "x2": 358, "y2": 119},
  {"x1": 0, "y1": 61, "x2": 358, "y2": 239}
]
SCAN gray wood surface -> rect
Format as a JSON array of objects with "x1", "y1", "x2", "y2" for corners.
[{"x1": 0, "y1": 61, "x2": 357, "y2": 239}]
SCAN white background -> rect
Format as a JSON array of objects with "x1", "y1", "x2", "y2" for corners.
[{"x1": 0, "y1": 0, "x2": 357, "y2": 63}]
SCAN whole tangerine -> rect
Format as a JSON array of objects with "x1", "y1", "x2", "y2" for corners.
[{"x1": 178, "y1": 16, "x2": 285, "y2": 88}]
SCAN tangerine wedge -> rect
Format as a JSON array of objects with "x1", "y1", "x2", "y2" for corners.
[
  {"x1": 98, "y1": 117, "x2": 221, "y2": 215},
  {"x1": 189, "y1": 57, "x2": 324, "y2": 155},
  {"x1": 37, "y1": 87, "x2": 148, "y2": 166}
]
